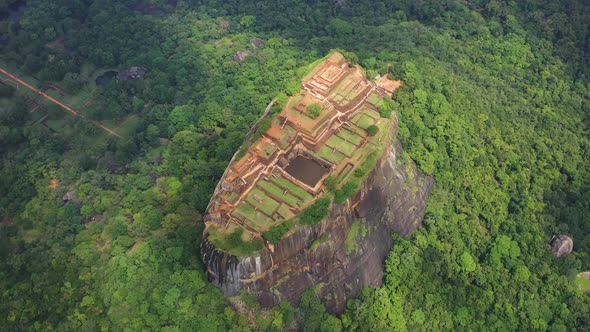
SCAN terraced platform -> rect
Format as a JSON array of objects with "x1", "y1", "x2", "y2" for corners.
[{"x1": 204, "y1": 51, "x2": 400, "y2": 245}]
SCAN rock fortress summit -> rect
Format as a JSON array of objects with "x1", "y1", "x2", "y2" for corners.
[
  {"x1": 205, "y1": 51, "x2": 395, "y2": 243},
  {"x1": 202, "y1": 51, "x2": 433, "y2": 313}
]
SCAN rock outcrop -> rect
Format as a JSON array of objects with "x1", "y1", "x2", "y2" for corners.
[
  {"x1": 550, "y1": 234, "x2": 573, "y2": 258},
  {"x1": 116, "y1": 66, "x2": 146, "y2": 81},
  {"x1": 201, "y1": 127, "x2": 433, "y2": 313}
]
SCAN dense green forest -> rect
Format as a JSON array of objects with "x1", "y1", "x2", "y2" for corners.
[{"x1": 0, "y1": 0, "x2": 588, "y2": 330}]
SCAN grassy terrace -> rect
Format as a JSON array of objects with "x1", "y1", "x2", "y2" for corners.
[
  {"x1": 316, "y1": 146, "x2": 347, "y2": 164},
  {"x1": 261, "y1": 143, "x2": 278, "y2": 158},
  {"x1": 246, "y1": 188, "x2": 280, "y2": 216},
  {"x1": 205, "y1": 51, "x2": 397, "y2": 252},
  {"x1": 337, "y1": 128, "x2": 364, "y2": 145},
  {"x1": 271, "y1": 176, "x2": 313, "y2": 201},
  {"x1": 257, "y1": 181, "x2": 303, "y2": 207},
  {"x1": 276, "y1": 204, "x2": 295, "y2": 220},
  {"x1": 326, "y1": 135, "x2": 357, "y2": 157},
  {"x1": 353, "y1": 112, "x2": 376, "y2": 130},
  {"x1": 233, "y1": 202, "x2": 275, "y2": 228},
  {"x1": 337, "y1": 164, "x2": 354, "y2": 182},
  {"x1": 367, "y1": 92, "x2": 382, "y2": 105}
]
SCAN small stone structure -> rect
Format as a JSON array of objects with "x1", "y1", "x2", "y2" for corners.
[{"x1": 550, "y1": 234, "x2": 573, "y2": 258}]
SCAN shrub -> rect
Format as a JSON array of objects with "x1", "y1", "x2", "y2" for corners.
[
  {"x1": 378, "y1": 103, "x2": 392, "y2": 119},
  {"x1": 258, "y1": 118, "x2": 272, "y2": 134},
  {"x1": 235, "y1": 145, "x2": 248, "y2": 159},
  {"x1": 366, "y1": 125, "x2": 379, "y2": 136},
  {"x1": 307, "y1": 103, "x2": 322, "y2": 118},
  {"x1": 334, "y1": 181, "x2": 359, "y2": 204},
  {"x1": 263, "y1": 221, "x2": 294, "y2": 245},
  {"x1": 324, "y1": 175, "x2": 338, "y2": 192},
  {"x1": 300, "y1": 197, "x2": 331, "y2": 225},
  {"x1": 285, "y1": 81, "x2": 301, "y2": 96}
]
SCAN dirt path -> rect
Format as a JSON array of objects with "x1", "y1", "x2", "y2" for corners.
[
  {"x1": 0, "y1": 67, "x2": 122, "y2": 138},
  {"x1": 80, "y1": 94, "x2": 98, "y2": 109}
]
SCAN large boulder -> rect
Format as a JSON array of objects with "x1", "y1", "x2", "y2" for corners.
[{"x1": 550, "y1": 235, "x2": 573, "y2": 258}]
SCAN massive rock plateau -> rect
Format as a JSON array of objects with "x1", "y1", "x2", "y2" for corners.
[{"x1": 202, "y1": 118, "x2": 433, "y2": 313}]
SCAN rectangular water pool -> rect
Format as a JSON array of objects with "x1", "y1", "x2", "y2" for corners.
[{"x1": 284, "y1": 155, "x2": 328, "y2": 187}]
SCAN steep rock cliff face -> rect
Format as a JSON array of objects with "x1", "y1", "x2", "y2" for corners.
[{"x1": 202, "y1": 133, "x2": 433, "y2": 313}]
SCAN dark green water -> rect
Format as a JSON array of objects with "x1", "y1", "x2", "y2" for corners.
[
  {"x1": 284, "y1": 155, "x2": 328, "y2": 187},
  {"x1": 95, "y1": 71, "x2": 118, "y2": 86}
]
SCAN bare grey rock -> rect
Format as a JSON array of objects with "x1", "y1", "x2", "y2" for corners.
[
  {"x1": 63, "y1": 190, "x2": 76, "y2": 202},
  {"x1": 91, "y1": 214, "x2": 104, "y2": 222},
  {"x1": 117, "y1": 66, "x2": 146, "y2": 81},
  {"x1": 551, "y1": 234, "x2": 573, "y2": 258},
  {"x1": 233, "y1": 50, "x2": 253, "y2": 63},
  {"x1": 250, "y1": 37, "x2": 264, "y2": 48}
]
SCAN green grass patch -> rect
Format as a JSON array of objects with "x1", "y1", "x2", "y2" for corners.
[
  {"x1": 226, "y1": 191, "x2": 239, "y2": 204},
  {"x1": 113, "y1": 115, "x2": 140, "y2": 138},
  {"x1": 351, "y1": 112, "x2": 363, "y2": 125},
  {"x1": 336, "y1": 139, "x2": 357, "y2": 156},
  {"x1": 343, "y1": 88, "x2": 362, "y2": 102},
  {"x1": 233, "y1": 202, "x2": 274, "y2": 228},
  {"x1": 311, "y1": 233, "x2": 330, "y2": 250},
  {"x1": 326, "y1": 134, "x2": 359, "y2": 157},
  {"x1": 576, "y1": 273, "x2": 590, "y2": 292},
  {"x1": 271, "y1": 176, "x2": 313, "y2": 201},
  {"x1": 258, "y1": 180, "x2": 302, "y2": 207},
  {"x1": 208, "y1": 226, "x2": 263, "y2": 257},
  {"x1": 66, "y1": 88, "x2": 95, "y2": 109},
  {"x1": 367, "y1": 92, "x2": 382, "y2": 105},
  {"x1": 45, "y1": 116, "x2": 67, "y2": 131},
  {"x1": 338, "y1": 128, "x2": 364, "y2": 145},
  {"x1": 276, "y1": 203, "x2": 295, "y2": 220},
  {"x1": 326, "y1": 135, "x2": 347, "y2": 149},
  {"x1": 246, "y1": 188, "x2": 280, "y2": 216},
  {"x1": 355, "y1": 113, "x2": 375, "y2": 130},
  {"x1": 278, "y1": 124, "x2": 297, "y2": 149},
  {"x1": 286, "y1": 94, "x2": 304, "y2": 113},
  {"x1": 29, "y1": 108, "x2": 46, "y2": 122},
  {"x1": 146, "y1": 146, "x2": 165, "y2": 161},
  {"x1": 317, "y1": 145, "x2": 346, "y2": 164},
  {"x1": 45, "y1": 89, "x2": 62, "y2": 100},
  {"x1": 336, "y1": 164, "x2": 354, "y2": 183},
  {"x1": 345, "y1": 219, "x2": 364, "y2": 255},
  {"x1": 261, "y1": 143, "x2": 278, "y2": 158}
]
